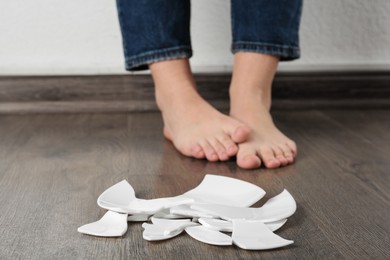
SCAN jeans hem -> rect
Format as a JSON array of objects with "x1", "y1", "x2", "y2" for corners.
[
  {"x1": 232, "y1": 41, "x2": 300, "y2": 61},
  {"x1": 125, "y1": 46, "x2": 193, "y2": 71}
]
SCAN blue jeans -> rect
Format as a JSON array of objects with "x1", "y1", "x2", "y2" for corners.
[{"x1": 116, "y1": 0, "x2": 303, "y2": 71}]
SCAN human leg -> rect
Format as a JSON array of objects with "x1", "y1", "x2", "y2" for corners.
[
  {"x1": 230, "y1": 53, "x2": 297, "y2": 169},
  {"x1": 230, "y1": 0, "x2": 303, "y2": 169},
  {"x1": 116, "y1": 0, "x2": 250, "y2": 161}
]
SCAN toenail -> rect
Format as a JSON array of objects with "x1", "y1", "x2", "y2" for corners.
[
  {"x1": 192, "y1": 146, "x2": 201, "y2": 153},
  {"x1": 243, "y1": 155, "x2": 252, "y2": 162},
  {"x1": 228, "y1": 146, "x2": 236, "y2": 152},
  {"x1": 269, "y1": 159, "x2": 279, "y2": 164}
]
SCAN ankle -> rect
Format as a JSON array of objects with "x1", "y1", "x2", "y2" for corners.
[
  {"x1": 229, "y1": 52, "x2": 278, "y2": 112},
  {"x1": 155, "y1": 82, "x2": 199, "y2": 111},
  {"x1": 229, "y1": 84, "x2": 272, "y2": 111},
  {"x1": 149, "y1": 59, "x2": 199, "y2": 110}
]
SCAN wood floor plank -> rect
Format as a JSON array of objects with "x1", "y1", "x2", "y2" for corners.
[
  {"x1": 314, "y1": 110, "x2": 390, "y2": 203},
  {"x1": 320, "y1": 109, "x2": 390, "y2": 153},
  {"x1": 272, "y1": 110, "x2": 390, "y2": 258},
  {"x1": 0, "y1": 110, "x2": 389, "y2": 259}
]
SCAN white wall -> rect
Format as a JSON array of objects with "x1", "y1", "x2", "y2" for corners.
[{"x1": 0, "y1": 0, "x2": 389, "y2": 75}]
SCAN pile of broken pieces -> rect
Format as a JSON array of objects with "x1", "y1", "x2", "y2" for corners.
[{"x1": 78, "y1": 174, "x2": 297, "y2": 250}]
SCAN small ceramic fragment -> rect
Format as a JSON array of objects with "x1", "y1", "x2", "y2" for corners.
[
  {"x1": 78, "y1": 211, "x2": 128, "y2": 237},
  {"x1": 150, "y1": 217, "x2": 191, "y2": 226},
  {"x1": 232, "y1": 220, "x2": 293, "y2": 250},
  {"x1": 198, "y1": 218, "x2": 288, "y2": 232},
  {"x1": 170, "y1": 204, "x2": 218, "y2": 218},
  {"x1": 153, "y1": 208, "x2": 189, "y2": 219},
  {"x1": 142, "y1": 221, "x2": 198, "y2": 241},
  {"x1": 192, "y1": 189, "x2": 296, "y2": 222},
  {"x1": 182, "y1": 175, "x2": 266, "y2": 207},
  {"x1": 142, "y1": 227, "x2": 183, "y2": 241},
  {"x1": 265, "y1": 219, "x2": 288, "y2": 232},
  {"x1": 198, "y1": 218, "x2": 234, "y2": 232},
  {"x1": 97, "y1": 180, "x2": 193, "y2": 214},
  {"x1": 185, "y1": 226, "x2": 233, "y2": 246}
]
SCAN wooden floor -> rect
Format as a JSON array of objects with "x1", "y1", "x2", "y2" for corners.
[{"x1": 0, "y1": 109, "x2": 389, "y2": 259}]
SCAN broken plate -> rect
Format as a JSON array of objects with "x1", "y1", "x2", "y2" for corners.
[
  {"x1": 232, "y1": 220, "x2": 293, "y2": 250},
  {"x1": 181, "y1": 175, "x2": 266, "y2": 207},
  {"x1": 191, "y1": 189, "x2": 296, "y2": 222},
  {"x1": 78, "y1": 211, "x2": 128, "y2": 237},
  {"x1": 185, "y1": 226, "x2": 233, "y2": 246},
  {"x1": 198, "y1": 218, "x2": 287, "y2": 232},
  {"x1": 79, "y1": 174, "x2": 297, "y2": 250},
  {"x1": 97, "y1": 180, "x2": 194, "y2": 214}
]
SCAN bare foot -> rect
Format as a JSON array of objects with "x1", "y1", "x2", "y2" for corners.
[
  {"x1": 230, "y1": 100, "x2": 297, "y2": 169},
  {"x1": 150, "y1": 59, "x2": 250, "y2": 162},
  {"x1": 229, "y1": 53, "x2": 297, "y2": 169}
]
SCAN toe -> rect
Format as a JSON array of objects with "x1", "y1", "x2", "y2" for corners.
[
  {"x1": 200, "y1": 141, "x2": 219, "y2": 162},
  {"x1": 238, "y1": 155, "x2": 261, "y2": 169},
  {"x1": 236, "y1": 144, "x2": 261, "y2": 169},
  {"x1": 190, "y1": 144, "x2": 205, "y2": 159},
  {"x1": 274, "y1": 146, "x2": 288, "y2": 166},
  {"x1": 222, "y1": 118, "x2": 250, "y2": 143},
  {"x1": 163, "y1": 127, "x2": 173, "y2": 141},
  {"x1": 282, "y1": 144, "x2": 294, "y2": 164},
  {"x1": 218, "y1": 135, "x2": 238, "y2": 157},
  {"x1": 210, "y1": 139, "x2": 229, "y2": 161},
  {"x1": 232, "y1": 126, "x2": 251, "y2": 143},
  {"x1": 259, "y1": 147, "x2": 280, "y2": 168},
  {"x1": 286, "y1": 140, "x2": 298, "y2": 157},
  {"x1": 176, "y1": 143, "x2": 192, "y2": 157}
]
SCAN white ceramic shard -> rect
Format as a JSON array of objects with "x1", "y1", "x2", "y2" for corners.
[
  {"x1": 266, "y1": 219, "x2": 288, "y2": 232},
  {"x1": 198, "y1": 218, "x2": 288, "y2": 233},
  {"x1": 142, "y1": 221, "x2": 198, "y2": 241},
  {"x1": 97, "y1": 180, "x2": 194, "y2": 214},
  {"x1": 170, "y1": 204, "x2": 218, "y2": 219},
  {"x1": 150, "y1": 217, "x2": 191, "y2": 226},
  {"x1": 77, "y1": 211, "x2": 128, "y2": 237},
  {"x1": 181, "y1": 175, "x2": 266, "y2": 207},
  {"x1": 127, "y1": 214, "x2": 150, "y2": 222},
  {"x1": 142, "y1": 227, "x2": 183, "y2": 241},
  {"x1": 232, "y1": 220, "x2": 293, "y2": 250},
  {"x1": 192, "y1": 189, "x2": 296, "y2": 222},
  {"x1": 185, "y1": 226, "x2": 233, "y2": 246},
  {"x1": 126, "y1": 197, "x2": 194, "y2": 214},
  {"x1": 198, "y1": 218, "x2": 234, "y2": 232},
  {"x1": 152, "y1": 208, "x2": 188, "y2": 219},
  {"x1": 259, "y1": 190, "x2": 296, "y2": 221}
]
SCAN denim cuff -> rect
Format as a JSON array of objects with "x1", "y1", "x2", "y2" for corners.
[
  {"x1": 124, "y1": 46, "x2": 193, "y2": 71},
  {"x1": 232, "y1": 41, "x2": 300, "y2": 61}
]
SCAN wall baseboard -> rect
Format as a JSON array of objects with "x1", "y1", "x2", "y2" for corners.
[{"x1": 0, "y1": 71, "x2": 389, "y2": 114}]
